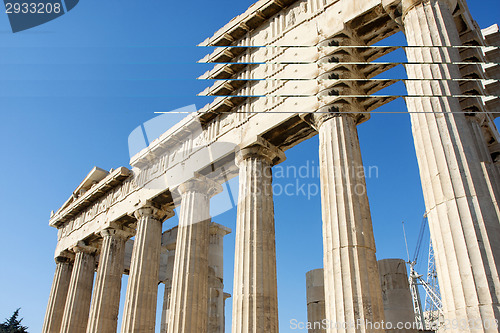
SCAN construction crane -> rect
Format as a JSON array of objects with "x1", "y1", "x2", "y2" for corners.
[
  {"x1": 424, "y1": 240, "x2": 442, "y2": 330},
  {"x1": 403, "y1": 214, "x2": 443, "y2": 331}
]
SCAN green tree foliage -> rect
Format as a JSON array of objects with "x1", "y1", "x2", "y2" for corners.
[{"x1": 0, "y1": 309, "x2": 28, "y2": 333}]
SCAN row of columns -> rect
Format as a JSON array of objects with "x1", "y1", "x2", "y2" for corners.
[
  {"x1": 43, "y1": 196, "x2": 231, "y2": 333},
  {"x1": 45, "y1": 103, "x2": 500, "y2": 333},
  {"x1": 231, "y1": 111, "x2": 388, "y2": 333},
  {"x1": 44, "y1": 2, "x2": 500, "y2": 331},
  {"x1": 302, "y1": 0, "x2": 500, "y2": 332},
  {"x1": 228, "y1": 110, "x2": 386, "y2": 333}
]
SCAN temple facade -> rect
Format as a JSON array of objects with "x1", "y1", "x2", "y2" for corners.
[{"x1": 42, "y1": 0, "x2": 500, "y2": 332}]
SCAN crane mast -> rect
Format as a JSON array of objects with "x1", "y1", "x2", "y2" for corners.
[
  {"x1": 403, "y1": 215, "x2": 443, "y2": 331},
  {"x1": 424, "y1": 240, "x2": 442, "y2": 330}
]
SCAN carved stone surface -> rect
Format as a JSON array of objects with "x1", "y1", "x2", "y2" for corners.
[
  {"x1": 167, "y1": 177, "x2": 222, "y2": 333},
  {"x1": 120, "y1": 206, "x2": 172, "y2": 333},
  {"x1": 316, "y1": 113, "x2": 385, "y2": 332},
  {"x1": 160, "y1": 249, "x2": 176, "y2": 333},
  {"x1": 50, "y1": 0, "x2": 400, "y2": 259},
  {"x1": 232, "y1": 140, "x2": 284, "y2": 333},
  {"x1": 86, "y1": 229, "x2": 131, "y2": 333},
  {"x1": 44, "y1": 0, "x2": 500, "y2": 332},
  {"x1": 378, "y1": 259, "x2": 416, "y2": 333},
  {"x1": 306, "y1": 269, "x2": 326, "y2": 333},
  {"x1": 403, "y1": 0, "x2": 500, "y2": 330},
  {"x1": 60, "y1": 245, "x2": 96, "y2": 333},
  {"x1": 208, "y1": 223, "x2": 231, "y2": 333},
  {"x1": 42, "y1": 257, "x2": 73, "y2": 333}
]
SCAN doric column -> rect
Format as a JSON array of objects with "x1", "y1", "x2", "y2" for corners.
[
  {"x1": 305, "y1": 112, "x2": 385, "y2": 332},
  {"x1": 306, "y1": 269, "x2": 326, "y2": 333},
  {"x1": 403, "y1": 0, "x2": 500, "y2": 330},
  {"x1": 208, "y1": 222, "x2": 231, "y2": 333},
  {"x1": 87, "y1": 227, "x2": 132, "y2": 333},
  {"x1": 465, "y1": 114, "x2": 500, "y2": 217},
  {"x1": 378, "y1": 259, "x2": 416, "y2": 333},
  {"x1": 42, "y1": 256, "x2": 73, "y2": 333},
  {"x1": 60, "y1": 243, "x2": 97, "y2": 333},
  {"x1": 121, "y1": 205, "x2": 173, "y2": 333},
  {"x1": 167, "y1": 176, "x2": 222, "y2": 333},
  {"x1": 231, "y1": 138, "x2": 285, "y2": 333},
  {"x1": 160, "y1": 227, "x2": 177, "y2": 333}
]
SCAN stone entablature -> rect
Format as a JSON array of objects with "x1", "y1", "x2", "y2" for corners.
[{"x1": 51, "y1": 167, "x2": 129, "y2": 227}]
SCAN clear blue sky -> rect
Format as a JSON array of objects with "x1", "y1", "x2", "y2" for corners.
[{"x1": 0, "y1": 1, "x2": 498, "y2": 332}]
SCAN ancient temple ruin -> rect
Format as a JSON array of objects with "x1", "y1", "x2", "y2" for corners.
[{"x1": 42, "y1": 0, "x2": 500, "y2": 332}]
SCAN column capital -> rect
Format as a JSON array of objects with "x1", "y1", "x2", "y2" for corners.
[
  {"x1": 465, "y1": 112, "x2": 487, "y2": 124},
  {"x1": 301, "y1": 112, "x2": 336, "y2": 130},
  {"x1": 99, "y1": 227, "x2": 134, "y2": 240},
  {"x1": 177, "y1": 174, "x2": 222, "y2": 198},
  {"x1": 133, "y1": 203, "x2": 175, "y2": 222},
  {"x1": 402, "y1": 0, "x2": 457, "y2": 20},
  {"x1": 236, "y1": 137, "x2": 286, "y2": 167},
  {"x1": 301, "y1": 111, "x2": 361, "y2": 132},
  {"x1": 55, "y1": 255, "x2": 73, "y2": 264},
  {"x1": 72, "y1": 241, "x2": 97, "y2": 255}
]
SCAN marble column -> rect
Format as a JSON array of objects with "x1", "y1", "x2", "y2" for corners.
[
  {"x1": 306, "y1": 112, "x2": 385, "y2": 332},
  {"x1": 208, "y1": 223, "x2": 231, "y2": 333},
  {"x1": 121, "y1": 205, "x2": 173, "y2": 333},
  {"x1": 403, "y1": 0, "x2": 500, "y2": 330},
  {"x1": 167, "y1": 176, "x2": 222, "y2": 333},
  {"x1": 465, "y1": 114, "x2": 500, "y2": 218},
  {"x1": 378, "y1": 259, "x2": 416, "y2": 333},
  {"x1": 231, "y1": 138, "x2": 285, "y2": 333},
  {"x1": 41, "y1": 256, "x2": 73, "y2": 333},
  {"x1": 60, "y1": 243, "x2": 97, "y2": 333},
  {"x1": 87, "y1": 228, "x2": 131, "y2": 333},
  {"x1": 306, "y1": 269, "x2": 326, "y2": 333},
  {"x1": 160, "y1": 227, "x2": 177, "y2": 333}
]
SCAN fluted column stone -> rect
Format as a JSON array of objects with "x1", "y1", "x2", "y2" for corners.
[
  {"x1": 160, "y1": 227, "x2": 177, "y2": 333},
  {"x1": 167, "y1": 176, "x2": 222, "y2": 333},
  {"x1": 41, "y1": 256, "x2": 73, "y2": 333},
  {"x1": 208, "y1": 223, "x2": 231, "y2": 333},
  {"x1": 231, "y1": 138, "x2": 285, "y2": 333},
  {"x1": 465, "y1": 114, "x2": 500, "y2": 218},
  {"x1": 60, "y1": 243, "x2": 97, "y2": 333},
  {"x1": 87, "y1": 228, "x2": 131, "y2": 333},
  {"x1": 306, "y1": 269, "x2": 326, "y2": 333},
  {"x1": 121, "y1": 205, "x2": 173, "y2": 333},
  {"x1": 306, "y1": 112, "x2": 385, "y2": 333},
  {"x1": 403, "y1": 0, "x2": 500, "y2": 330}
]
